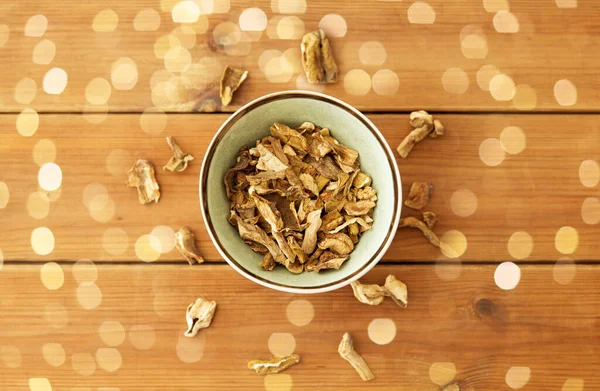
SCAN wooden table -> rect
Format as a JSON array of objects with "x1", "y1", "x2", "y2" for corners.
[{"x1": 0, "y1": 1, "x2": 598, "y2": 390}]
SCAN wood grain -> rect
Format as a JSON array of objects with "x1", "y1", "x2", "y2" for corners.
[
  {"x1": 1, "y1": 0, "x2": 599, "y2": 113},
  {"x1": 1, "y1": 113, "x2": 599, "y2": 263},
  {"x1": 0, "y1": 263, "x2": 597, "y2": 390}
]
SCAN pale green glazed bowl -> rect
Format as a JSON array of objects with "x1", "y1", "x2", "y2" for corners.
[{"x1": 200, "y1": 91, "x2": 402, "y2": 294}]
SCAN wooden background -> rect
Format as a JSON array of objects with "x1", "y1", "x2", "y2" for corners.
[{"x1": 0, "y1": 0, "x2": 599, "y2": 390}]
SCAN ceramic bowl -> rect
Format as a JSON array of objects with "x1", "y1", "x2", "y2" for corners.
[{"x1": 200, "y1": 91, "x2": 402, "y2": 293}]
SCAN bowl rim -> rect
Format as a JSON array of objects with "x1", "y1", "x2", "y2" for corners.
[{"x1": 199, "y1": 90, "x2": 402, "y2": 294}]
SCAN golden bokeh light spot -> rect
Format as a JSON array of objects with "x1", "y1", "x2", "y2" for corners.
[
  {"x1": 286, "y1": 299, "x2": 314, "y2": 326},
  {"x1": 134, "y1": 8, "x2": 161, "y2": 31},
  {"x1": 99, "y1": 321, "x2": 126, "y2": 347},
  {"x1": 581, "y1": 197, "x2": 600, "y2": 225},
  {"x1": 359, "y1": 41, "x2": 386, "y2": 65},
  {"x1": 82, "y1": 183, "x2": 107, "y2": 210},
  {"x1": 135, "y1": 234, "x2": 161, "y2": 262},
  {"x1": 150, "y1": 225, "x2": 176, "y2": 254},
  {"x1": 367, "y1": 318, "x2": 396, "y2": 345},
  {"x1": 479, "y1": 138, "x2": 505, "y2": 166},
  {"x1": 28, "y1": 378, "x2": 52, "y2": 391},
  {"x1": 103, "y1": 227, "x2": 129, "y2": 256},
  {"x1": 266, "y1": 16, "x2": 283, "y2": 39},
  {"x1": 170, "y1": 26, "x2": 197, "y2": 49},
  {"x1": 15, "y1": 78, "x2": 37, "y2": 105},
  {"x1": 72, "y1": 259, "x2": 97, "y2": 284},
  {"x1": 440, "y1": 230, "x2": 467, "y2": 258},
  {"x1": 505, "y1": 366, "x2": 531, "y2": 389},
  {"x1": 92, "y1": 9, "x2": 118, "y2": 32},
  {"x1": 429, "y1": 362, "x2": 457, "y2": 386},
  {"x1": 264, "y1": 56, "x2": 293, "y2": 83},
  {"x1": 562, "y1": 378, "x2": 584, "y2": 391},
  {"x1": 106, "y1": 149, "x2": 132, "y2": 176},
  {"x1": 42, "y1": 343, "x2": 65, "y2": 367},
  {"x1": 17, "y1": 108, "x2": 39, "y2": 137},
  {"x1": 556, "y1": 0, "x2": 577, "y2": 8},
  {"x1": 140, "y1": 107, "x2": 168, "y2": 135},
  {"x1": 85, "y1": 78, "x2": 111, "y2": 105},
  {"x1": 553, "y1": 258, "x2": 576, "y2": 285},
  {"x1": 25, "y1": 15, "x2": 48, "y2": 37},
  {"x1": 476, "y1": 64, "x2": 500, "y2": 91},
  {"x1": 273, "y1": 0, "x2": 307, "y2": 14},
  {"x1": 319, "y1": 13, "x2": 347, "y2": 37},
  {"x1": 43, "y1": 67, "x2": 68, "y2": 95},
  {"x1": 259, "y1": 50, "x2": 282, "y2": 73},
  {"x1": 213, "y1": 21, "x2": 241, "y2": 46},
  {"x1": 483, "y1": 0, "x2": 509, "y2": 12},
  {"x1": 500, "y1": 126, "x2": 526, "y2": 154},
  {"x1": 579, "y1": 160, "x2": 600, "y2": 188},
  {"x1": 164, "y1": 46, "x2": 192, "y2": 73},
  {"x1": 276, "y1": 16, "x2": 305, "y2": 40},
  {"x1": 111, "y1": 57, "x2": 138, "y2": 90},
  {"x1": 0, "y1": 345, "x2": 22, "y2": 368},
  {"x1": 264, "y1": 374, "x2": 293, "y2": 391},
  {"x1": 407, "y1": 2, "x2": 436, "y2": 24},
  {"x1": 295, "y1": 74, "x2": 325, "y2": 92},
  {"x1": 507, "y1": 231, "x2": 534, "y2": 260},
  {"x1": 555, "y1": 226, "x2": 579, "y2": 255},
  {"x1": 77, "y1": 282, "x2": 103, "y2": 310},
  {"x1": 268, "y1": 333, "x2": 296, "y2": 356},
  {"x1": 281, "y1": 48, "x2": 303, "y2": 73},
  {"x1": 128, "y1": 325, "x2": 156, "y2": 350},
  {"x1": 212, "y1": 0, "x2": 230, "y2": 13},
  {"x1": 450, "y1": 189, "x2": 478, "y2": 217},
  {"x1": 176, "y1": 332, "x2": 205, "y2": 363},
  {"x1": 493, "y1": 11, "x2": 519, "y2": 33},
  {"x1": 442, "y1": 67, "x2": 469, "y2": 94},
  {"x1": 32, "y1": 39, "x2": 55, "y2": 65},
  {"x1": 0, "y1": 25, "x2": 8, "y2": 47},
  {"x1": 434, "y1": 260, "x2": 462, "y2": 281},
  {"x1": 171, "y1": 1, "x2": 200, "y2": 23},
  {"x1": 33, "y1": 139, "x2": 56, "y2": 166},
  {"x1": 461, "y1": 34, "x2": 488, "y2": 59},
  {"x1": 494, "y1": 261, "x2": 521, "y2": 290},
  {"x1": 44, "y1": 302, "x2": 68, "y2": 328},
  {"x1": 27, "y1": 191, "x2": 50, "y2": 219},
  {"x1": 83, "y1": 104, "x2": 108, "y2": 124},
  {"x1": 89, "y1": 196, "x2": 115, "y2": 223},
  {"x1": 372, "y1": 69, "x2": 399, "y2": 96},
  {"x1": 0, "y1": 182, "x2": 8, "y2": 209},
  {"x1": 344, "y1": 69, "x2": 371, "y2": 96},
  {"x1": 512, "y1": 84, "x2": 537, "y2": 110},
  {"x1": 31, "y1": 227, "x2": 55, "y2": 255},
  {"x1": 489, "y1": 74, "x2": 516, "y2": 101},
  {"x1": 153, "y1": 35, "x2": 173, "y2": 59},
  {"x1": 71, "y1": 353, "x2": 96, "y2": 376},
  {"x1": 554, "y1": 79, "x2": 577, "y2": 106},
  {"x1": 40, "y1": 262, "x2": 64, "y2": 290},
  {"x1": 239, "y1": 8, "x2": 267, "y2": 31}
]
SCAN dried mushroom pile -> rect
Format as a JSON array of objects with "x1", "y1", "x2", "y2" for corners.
[{"x1": 225, "y1": 122, "x2": 377, "y2": 274}]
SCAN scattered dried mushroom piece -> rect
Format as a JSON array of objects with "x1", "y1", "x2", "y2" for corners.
[
  {"x1": 422, "y1": 211, "x2": 438, "y2": 229},
  {"x1": 338, "y1": 332, "x2": 375, "y2": 381},
  {"x1": 397, "y1": 110, "x2": 445, "y2": 158},
  {"x1": 350, "y1": 274, "x2": 408, "y2": 308},
  {"x1": 174, "y1": 227, "x2": 204, "y2": 265},
  {"x1": 126, "y1": 159, "x2": 161, "y2": 204},
  {"x1": 184, "y1": 297, "x2": 217, "y2": 337},
  {"x1": 405, "y1": 181, "x2": 434, "y2": 210},
  {"x1": 225, "y1": 122, "x2": 376, "y2": 274},
  {"x1": 164, "y1": 137, "x2": 195, "y2": 172},
  {"x1": 399, "y1": 216, "x2": 459, "y2": 258},
  {"x1": 301, "y1": 29, "x2": 339, "y2": 84},
  {"x1": 248, "y1": 354, "x2": 300, "y2": 375},
  {"x1": 220, "y1": 65, "x2": 248, "y2": 107}
]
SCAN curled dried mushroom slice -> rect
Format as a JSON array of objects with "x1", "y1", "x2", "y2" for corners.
[
  {"x1": 184, "y1": 297, "x2": 217, "y2": 337},
  {"x1": 301, "y1": 29, "x2": 338, "y2": 84},
  {"x1": 126, "y1": 159, "x2": 161, "y2": 204},
  {"x1": 163, "y1": 136, "x2": 195, "y2": 172},
  {"x1": 343, "y1": 201, "x2": 376, "y2": 216},
  {"x1": 399, "y1": 216, "x2": 459, "y2": 258},
  {"x1": 422, "y1": 211, "x2": 438, "y2": 229},
  {"x1": 271, "y1": 122, "x2": 308, "y2": 151},
  {"x1": 260, "y1": 253, "x2": 275, "y2": 271},
  {"x1": 302, "y1": 209, "x2": 322, "y2": 254},
  {"x1": 405, "y1": 182, "x2": 434, "y2": 210},
  {"x1": 338, "y1": 332, "x2": 374, "y2": 381},
  {"x1": 318, "y1": 232, "x2": 354, "y2": 255},
  {"x1": 248, "y1": 354, "x2": 300, "y2": 375},
  {"x1": 397, "y1": 110, "x2": 446, "y2": 158},
  {"x1": 220, "y1": 66, "x2": 248, "y2": 107},
  {"x1": 350, "y1": 280, "x2": 387, "y2": 305},
  {"x1": 384, "y1": 274, "x2": 408, "y2": 308},
  {"x1": 174, "y1": 227, "x2": 204, "y2": 265}
]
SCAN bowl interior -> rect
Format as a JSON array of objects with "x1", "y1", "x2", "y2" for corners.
[{"x1": 205, "y1": 94, "x2": 399, "y2": 290}]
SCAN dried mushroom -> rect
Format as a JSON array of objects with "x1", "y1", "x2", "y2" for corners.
[
  {"x1": 397, "y1": 110, "x2": 445, "y2": 158},
  {"x1": 248, "y1": 354, "x2": 300, "y2": 375},
  {"x1": 422, "y1": 211, "x2": 438, "y2": 229},
  {"x1": 301, "y1": 29, "x2": 339, "y2": 84},
  {"x1": 220, "y1": 66, "x2": 248, "y2": 106},
  {"x1": 405, "y1": 182, "x2": 434, "y2": 210},
  {"x1": 126, "y1": 159, "x2": 160, "y2": 204},
  {"x1": 225, "y1": 122, "x2": 377, "y2": 274},
  {"x1": 184, "y1": 297, "x2": 217, "y2": 337},
  {"x1": 338, "y1": 332, "x2": 374, "y2": 381},
  {"x1": 399, "y1": 216, "x2": 459, "y2": 258},
  {"x1": 163, "y1": 137, "x2": 194, "y2": 172},
  {"x1": 175, "y1": 227, "x2": 204, "y2": 265},
  {"x1": 441, "y1": 383, "x2": 460, "y2": 391},
  {"x1": 351, "y1": 274, "x2": 407, "y2": 308}
]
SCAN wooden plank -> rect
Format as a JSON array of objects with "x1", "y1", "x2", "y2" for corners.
[
  {"x1": 0, "y1": 263, "x2": 598, "y2": 390},
  {"x1": 1, "y1": 113, "x2": 599, "y2": 263},
  {"x1": 1, "y1": 0, "x2": 599, "y2": 112}
]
